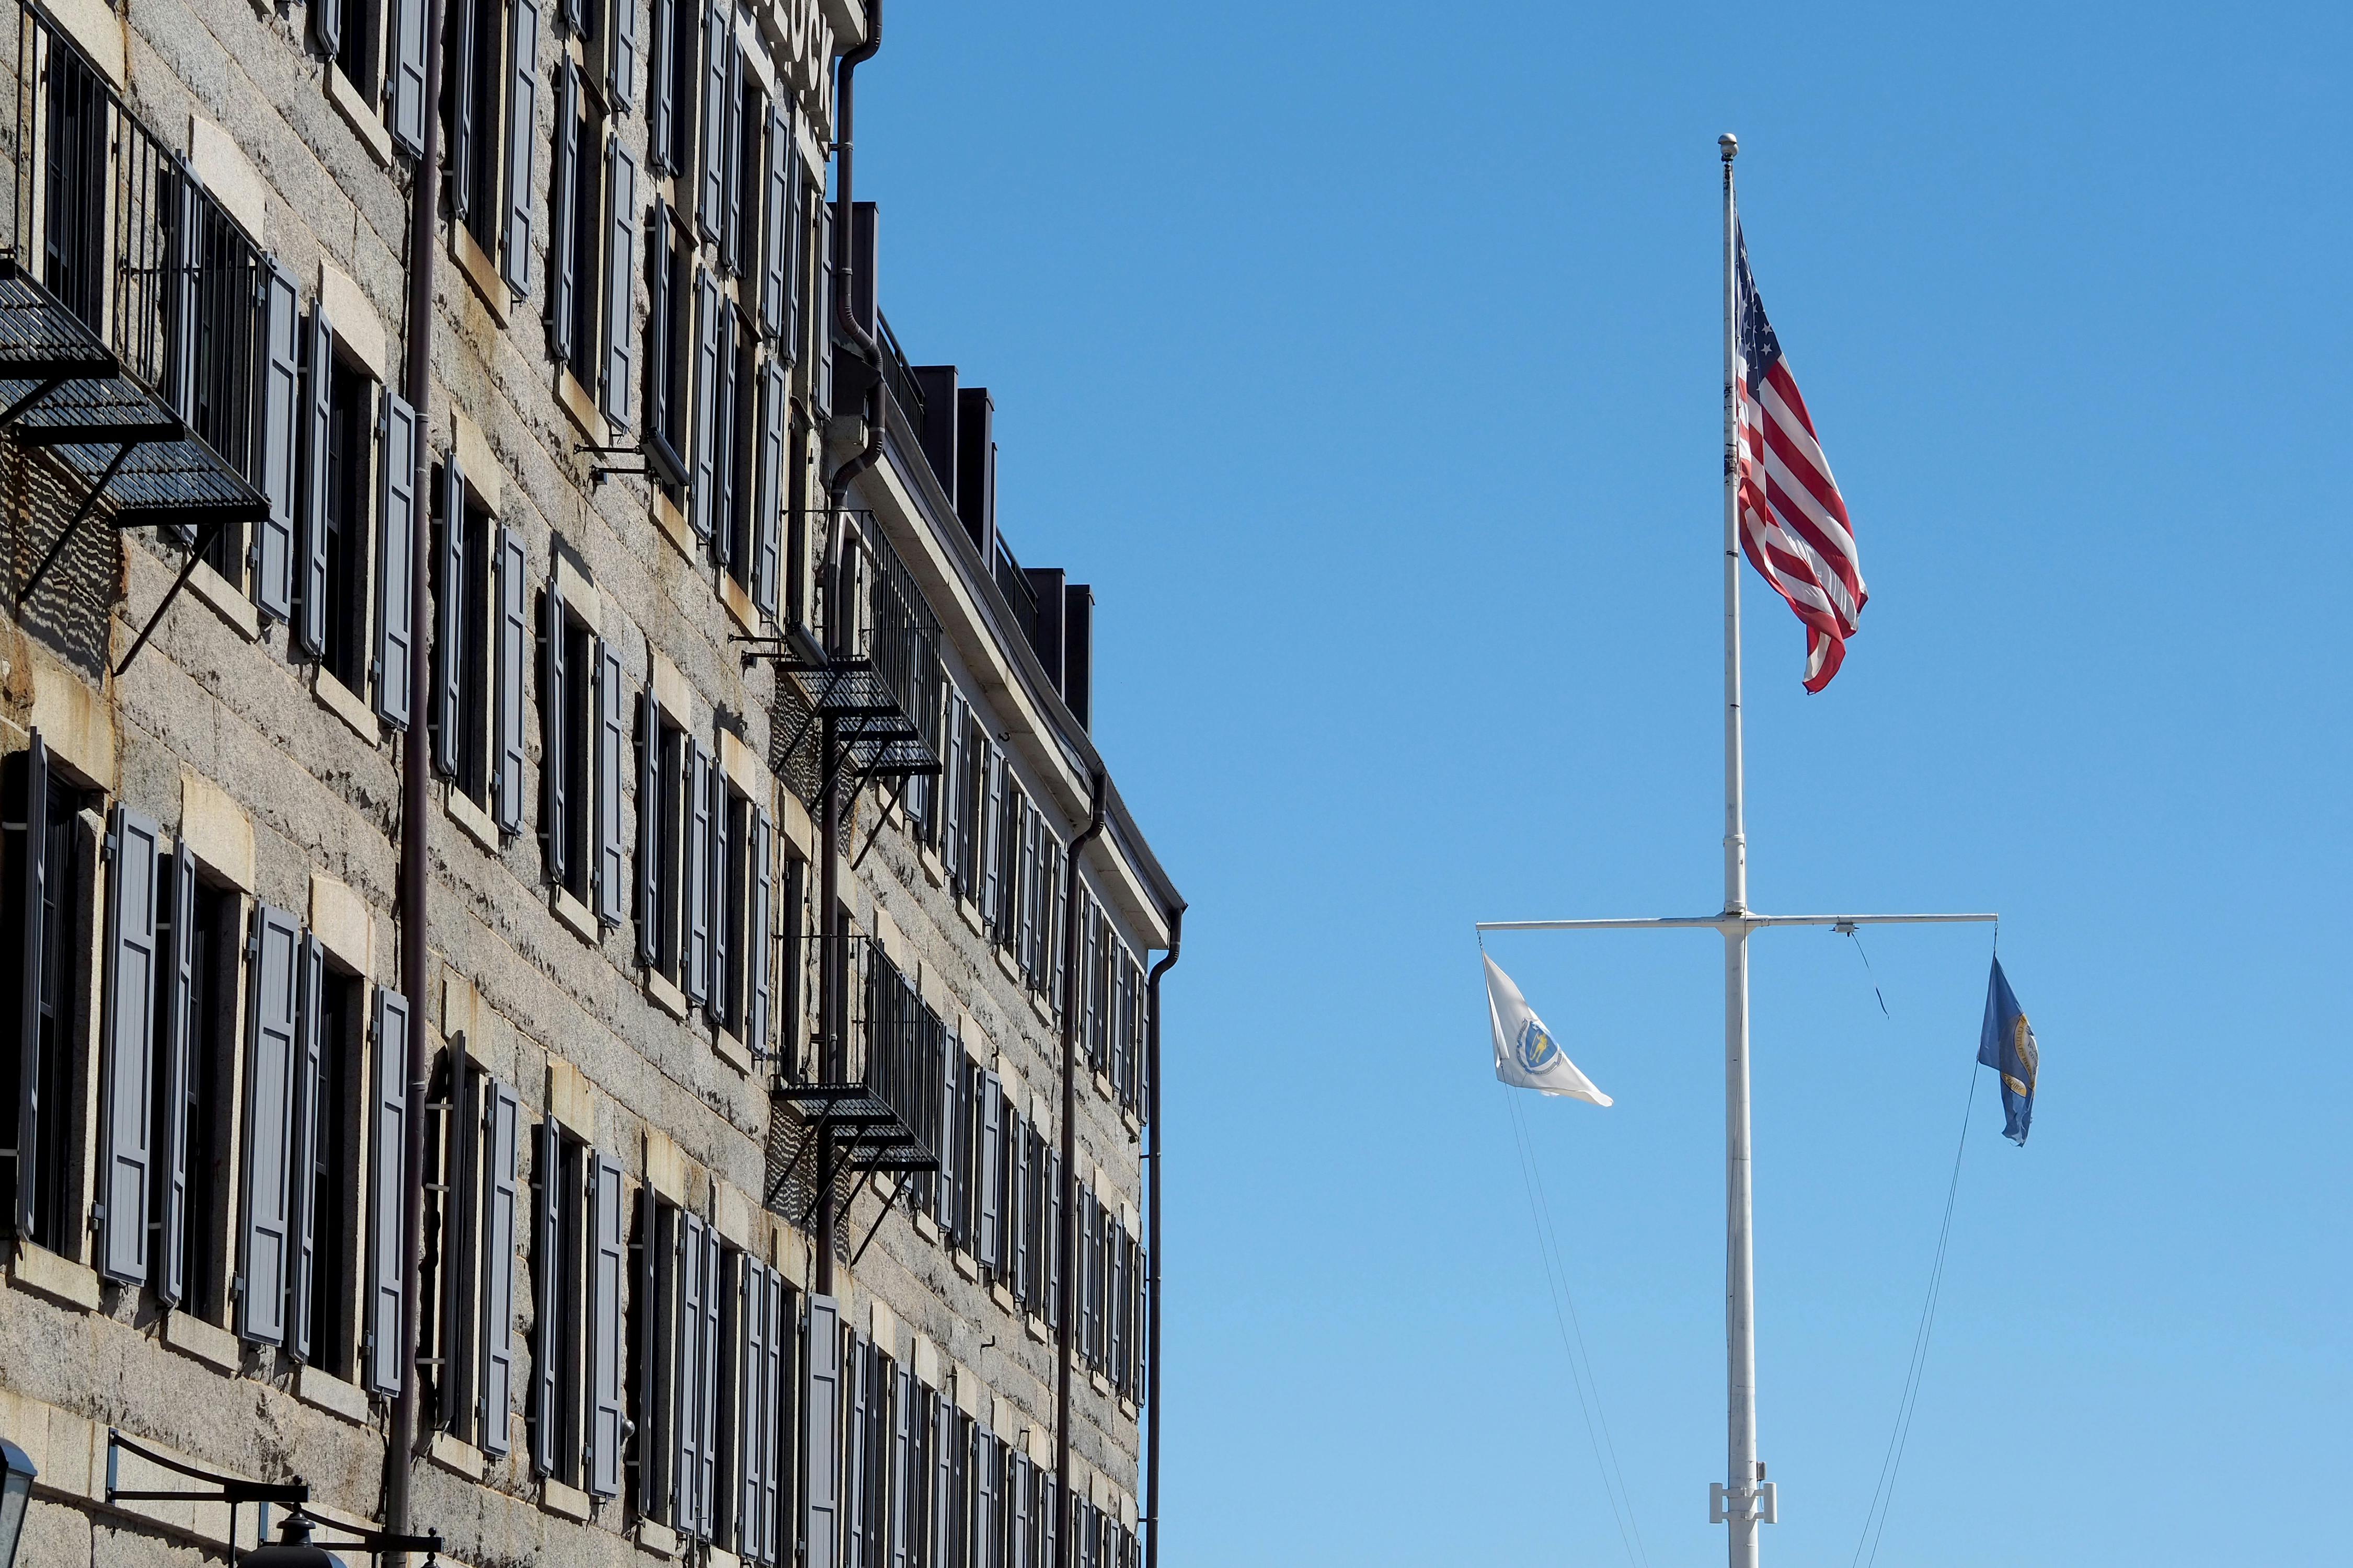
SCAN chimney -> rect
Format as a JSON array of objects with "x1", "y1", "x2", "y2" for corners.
[
  {"x1": 1024, "y1": 566, "x2": 1066, "y2": 691},
  {"x1": 1062, "y1": 584, "x2": 1093, "y2": 729},
  {"x1": 912, "y1": 365, "x2": 959, "y2": 507},
  {"x1": 955, "y1": 387, "x2": 996, "y2": 558}
]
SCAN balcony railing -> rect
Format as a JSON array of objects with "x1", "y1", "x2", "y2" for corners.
[
  {"x1": 2, "y1": 0, "x2": 271, "y2": 665},
  {"x1": 772, "y1": 936, "x2": 943, "y2": 1179},
  {"x1": 875, "y1": 309, "x2": 924, "y2": 436},
  {"x1": 774, "y1": 506, "x2": 941, "y2": 781}
]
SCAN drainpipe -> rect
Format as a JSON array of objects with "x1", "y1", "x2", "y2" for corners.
[
  {"x1": 1142, "y1": 908, "x2": 1182, "y2": 1568},
  {"x1": 1054, "y1": 774, "x2": 1107, "y2": 1568},
  {"x1": 388, "y1": 0, "x2": 449, "y2": 1558},
  {"x1": 814, "y1": 0, "x2": 882, "y2": 1300}
]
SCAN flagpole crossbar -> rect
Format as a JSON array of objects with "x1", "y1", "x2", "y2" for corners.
[{"x1": 1476, "y1": 912, "x2": 1997, "y2": 935}]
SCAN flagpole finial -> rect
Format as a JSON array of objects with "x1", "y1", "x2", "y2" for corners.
[{"x1": 1719, "y1": 132, "x2": 1739, "y2": 162}]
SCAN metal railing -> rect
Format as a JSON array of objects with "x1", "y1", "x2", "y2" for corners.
[
  {"x1": 816, "y1": 506, "x2": 940, "y2": 745},
  {"x1": 6, "y1": 0, "x2": 270, "y2": 486},
  {"x1": 993, "y1": 533, "x2": 1037, "y2": 647},
  {"x1": 875, "y1": 308, "x2": 924, "y2": 435},
  {"x1": 849, "y1": 937, "x2": 944, "y2": 1164}
]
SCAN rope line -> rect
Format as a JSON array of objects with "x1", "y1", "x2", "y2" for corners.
[
  {"x1": 1503, "y1": 1088, "x2": 1651, "y2": 1568},
  {"x1": 1849, "y1": 1063, "x2": 1979, "y2": 1568}
]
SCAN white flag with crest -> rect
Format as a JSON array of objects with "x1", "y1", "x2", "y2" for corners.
[{"x1": 1485, "y1": 954, "x2": 1611, "y2": 1105}]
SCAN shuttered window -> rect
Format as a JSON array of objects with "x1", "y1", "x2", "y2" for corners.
[
  {"x1": 431, "y1": 451, "x2": 467, "y2": 779},
  {"x1": 97, "y1": 806, "x2": 160, "y2": 1285},
  {"x1": 479, "y1": 1077, "x2": 522, "y2": 1456},
  {"x1": 752, "y1": 356, "x2": 785, "y2": 618},
  {"x1": 376, "y1": 390, "x2": 417, "y2": 727},
  {"x1": 495, "y1": 524, "x2": 529, "y2": 834},
  {"x1": 256, "y1": 262, "x2": 300, "y2": 622},
  {"x1": 543, "y1": 576, "x2": 596, "y2": 907},
  {"x1": 549, "y1": 61, "x2": 579, "y2": 360},
  {"x1": 669, "y1": 1210, "x2": 707, "y2": 1534},
  {"x1": 433, "y1": 1044, "x2": 480, "y2": 1433},
  {"x1": 235, "y1": 905, "x2": 300, "y2": 1344},
  {"x1": 586, "y1": 1151, "x2": 626, "y2": 1495},
  {"x1": 365, "y1": 988, "x2": 410, "y2": 1394}
]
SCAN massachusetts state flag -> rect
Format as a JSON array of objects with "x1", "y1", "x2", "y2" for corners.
[
  {"x1": 1484, "y1": 955, "x2": 1611, "y2": 1105},
  {"x1": 1734, "y1": 224, "x2": 1866, "y2": 691}
]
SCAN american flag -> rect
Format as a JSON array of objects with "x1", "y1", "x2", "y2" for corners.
[{"x1": 1734, "y1": 224, "x2": 1865, "y2": 691}]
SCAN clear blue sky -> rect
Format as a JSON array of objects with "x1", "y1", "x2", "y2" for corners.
[{"x1": 858, "y1": 3, "x2": 2349, "y2": 1563}]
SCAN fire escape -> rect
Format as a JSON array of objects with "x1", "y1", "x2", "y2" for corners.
[
  {"x1": 2, "y1": 0, "x2": 276, "y2": 675},
  {"x1": 750, "y1": 505, "x2": 944, "y2": 1239}
]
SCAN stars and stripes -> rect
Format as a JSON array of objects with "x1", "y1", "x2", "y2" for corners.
[{"x1": 1734, "y1": 224, "x2": 1865, "y2": 691}]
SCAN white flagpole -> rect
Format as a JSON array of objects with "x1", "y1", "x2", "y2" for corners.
[{"x1": 1718, "y1": 130, "x2": 1763, "y2": 1568}]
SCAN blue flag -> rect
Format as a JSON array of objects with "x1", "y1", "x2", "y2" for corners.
[{"x1": 1976, "y1": 958, "x2": 2039, "y2": 1145}]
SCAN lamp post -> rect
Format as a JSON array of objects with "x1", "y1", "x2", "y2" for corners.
[
  {"x1": 241, "y1": 1515, "x2": 346, "y2": 1568},
  {"x1": 0, "y1": 1438, "x2": 35, "y2": 1568}
]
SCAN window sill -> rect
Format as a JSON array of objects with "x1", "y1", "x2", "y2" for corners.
[
  {"x1": 647, "y1": 969, "x2": 688, "y2": 1020},
  {"x1": 919, "y1": 841, "x2": 944, "y2": 889},
  {"x1": 8, "y1": 1244, "x2": 99, "y2": 1311},
  {"x1": 1026, "y1": 1313, "x2": 1049, "y2": 1344},
  {"x1": 714, "y1": 1027, "x2": 753, "y2": 1076},
  {"x1": 541, "y1": 1477, "x2": 591, "y2": 1521},
  {"x1": 1094, "y1": 1070, "x2": 1114, "y2": 1105},
  {"x1": 1123, "y1": 1106, "x2": 1142, "y2": 1138},
  {"x1": 450, "y1": 223, "x2": 512, "y2": 326},
  {"x1": 1030, "y1": 989, "x2": 1055, "y2": 1028},
  {"x1": 913, "y1": 1210, "x2": 939, "y2": 1245},
  {"x1": 952, "y1": 1250, "x2": 979, "y2": 1283},
  {"x1": 989, "y1": 1281, "x2": 1015, "y2": 1315},
  {"x1": 636, "y1": 1520, "x2": 681, "y2": 1558},
  {"x1": 706, "y1": 1547, "x2": 741, "y2": 1568},
  {"x1": 188, "y1": 559, "x2": 261, "y2": 641},
  {"x1": 958, "y1": 896, "x2": 983, "y2": 937},
  {"x1": 162, "y1": 1308, "x2": 240, "y2": 1371},
  {"x1": 315, "y1": 668, "x2": 381, "y2": 743},
  {"x1": 718, "y1": 570, "x2": 759, "y2": 637},
  {"x1": 1119, "y1": 1395, "x2": 1139, "y2": 1420},
  {"x1": 651, "y1": 487, "x2": 698, "y2": 566},
  {"x1": 556, "y1": 362, "x2": 607, "y2": 442},
  {"x1": 552, "y1": 884, "x2": 600, "y2": 946},
  {"x1": 994, "y1": 946, "x2": 1021, "y2": 983},
  {"x1": 446, "y1": 783, "x2": 501, "y2": 854},
  {"x1": 323, "y1": 63, "x2": 392, "y2": 166},
  {"x1": 296, "y1": 1364, "x2": 371, "y2": 1425},
  {"x1": 1089, "y1": 1369, "x2": 1111, "y2": 1397},
  {"x1": 428, "y1": 1429, "x2": 486, "y2": 1480}
]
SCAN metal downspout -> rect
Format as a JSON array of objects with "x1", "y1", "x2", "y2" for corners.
[
  {"x1": 388, "y1": 0, "x2": 448, "y2": 1557},
  {"x1": 1141, "y1": 909, "x2": 1181, "y2": 1568},
  {"x1": 1055, "y1": 775, "x2": 1107, "y2": 1567},
  {"x1": 824, "y1": 0, "x2": 883, "y2": 504}
]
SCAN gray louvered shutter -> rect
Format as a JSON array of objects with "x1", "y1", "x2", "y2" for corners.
[
  {"x1": 929, "y1": 1383, "x2": 954, "y2": 1564},
  {"x1": 842, "y1": 1338, "x2": 865, "y2": 1568},
  {"x1": 257, "y1": 262, "x2": 300, "y2": 622},
  {"x1": 533, "y1": 1120, "x2": 563, "y2": 1476},
  {"x1": 890, "y1": 1362, "x2": 912, "y2": 1568},
  {"x1": 365, "y1": 988, "x2": 410, "y2": 1394},
  {"x1": 549, "y1": 60, "x2": 578, "y2": 356},
  {"x1": 480, "y1": 1077, "x2": 521, "y2": 1456},
  {"x1": 698, "y1": 1224, "x2": 721, "y2": 1532},
  {"x1": 451, "y1": 4, "x2": 478, "y2": 223},
  {"x1": 594, "y1": 638, "x2": 626, "y2": 923},
  {"x1": 674, "y1": 1211, "x2": 705, "y2": 1531},
  {"x1": 646, "y1": 206, "x2": 673, "y2": 441},
  {"x1": 376, "y1": 392, "x2": 418, "y2": 728},
  {"x1": 758, "y1": 102, "x2": 787, "y2": 337},
  {"x1": 752, "y1": 357, "x2": 783, "y2": 618},
  {"x1": 689, "y1": 269, "x2": 719, "y2": 540},
  {"x1": 1011, "y1": 1114, "x2": 1030, "y2": 1308},
  {"x1": 695, "y1": 0, "x2": 727, "y2": 240},
  {"x1": 496, "y1": 524, "x2": 529, "y2": 833},
  {"x1": 97, "y1": 805, "x2": 160, "y2": 1285},
  {"x1": 803, "y1": 1293, "x2": 840, "y2": 1568},
  {"x1": 439, "y1": 1045, "x2": 479, "y2": 1433},
  {"x1": 603, "y1": 142, "x2": 637, "y2": 426},
  {"x1": 606, "y1": 0, "x2": 636, "y2": 108},
  {"x1": 761, "y1": 1270, "x2": 786, "y2": 1562},
  {"x1": 647, "y1": 0, "x2": 674, "y2": 169},
  {"x1": 297, "y1": 307, "x2": 333, "y2": 657},
  {"x1": 737, "y1": 1255, "x2": 766, "y2": 1555},
  {"x1": 705, "y1": 764, "x2": 728, "y2": 1026},
  {"x1": 237, "y1": 904, "x2": 301, "y2": 1345},
  {"x1": 682, "y1": 739, "x2": 710, "y2": 1006},
  {"x1": 934, "y1": 1031, "x2": 958, "y2": 1233},
  {"x1": 587, "y1": 1150, "x2": 625, "y2": 1495},
  {"x1": 977, "y1": 1073, "x2": 1001, "y2": 1278},
  {"x1": 747, "y1": 808, "x2": 772, "y2": 1055},
  {"x1": 1044, "y1": 1151, "x2": 1061, "y2": 1332},
  {"x1": 637, "y1": 1191, "x2": 661, "y2": 1515},
  {"x1": 637, "y1": 694, "x2": 661, "y2": 964},
  {"x1": 431, "y1": 444, "x2": 463, "y2": 774},
  {"x1": 971, "y1": 1429, "x2": 994, "y2": 1568},
  {"x1": 782, "y1": 143, "x2": 804, "y2": 366},
  {"x1": 389, "y1": 0, "x2": 426, "y2": 152},
  {"x1": 288, "y1": 933, "x2": 325, "y2": 1361},
  {"x1": 1106, "y1": 1221, "x2": 1124, "y2": 1394},
  {"x1": 1007, "y1": 1451, "x2": 1029, "y2": 1568},
  {"x1": 720, "y1": 38, "x2": 745, "y2": 272},
  {"x1": 506, "y1": 0, "x2": 541, "y2": 295},
  {"x1": 711, "y1": 303, "x2": 737, "y2": 568},
  {"x1": 156, "y1": 836, "x2": 196, "y2": 1306},
  {"x1": 545, "y1": 575, "x2": 569, "y2": 887}
]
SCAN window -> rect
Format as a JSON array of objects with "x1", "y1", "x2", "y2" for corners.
[
  {"x1": 448, "y1": 0, "x2": 538, "y2": 295},
  {"x1": 635, "y1": 697, "x2": 701, "y2": 989},
  {"x1": 313, "y1": 0, "x2": 381, "y2": 101},
  {"x1": 3, "y1": 734, "x2": 93, "y2": 1255},
  {"x1": 720, "y1": 1248, "x2": 793, "y2": 1562},
  {"x1": 297, "y1": 306, "x2": 382, "y2": 698},
  {"x1": 647, "y1": 204, "x2": 694, "y2": 486},
  {"x1": 531, "y1": 1122, "x2": 626, "y2": 1489},
  {"x1": 642, "y1": 1199, "x2": 719, "y2": 1535},
  {"x1": 166, "y1": 864, "x2": 245, "y2": 1325},
  {"x1": 708, "y1": 767, "x2": 775, "y2": 1050},
  {"x1": 423, "y1": 1047, "x2": 522, "y2": 1454},
  {"x1": 294, "y1": 959, "x2": 366, "y2": 1377},
  {"x1": 540, "y1": 566, "x2": 619, "y2": 917},
  {"x1": 432, "y1": 458, "x2": 521, "y2": 818},
  {"x1": 647, "y1": 0, "x2": 696, "y2": 178}
]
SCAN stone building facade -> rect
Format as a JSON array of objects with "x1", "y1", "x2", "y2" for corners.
[{"x1": 0, "y1": 0, "x2": 1180, "y2": 1563}]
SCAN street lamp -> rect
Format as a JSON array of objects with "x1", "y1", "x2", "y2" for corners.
[
  {"x1": 0, "y1": 1438, "x2": 37, "y2": 1568},
  {"x1": 240, "y1": 1514, "x2": 346, "y2": 1568}
]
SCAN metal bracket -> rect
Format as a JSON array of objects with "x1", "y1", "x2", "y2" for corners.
[
  {"x1": 1708, "y1": 1480, "x2": 1776, "y2": 1524},
  {"x1": 112, "y1": 515, "x2": 238, "y2": 678}
]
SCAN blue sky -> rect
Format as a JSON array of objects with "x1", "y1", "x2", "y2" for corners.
[{"x1": 857, "y1": 3, "x2": 2349, "y2": 1563}]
